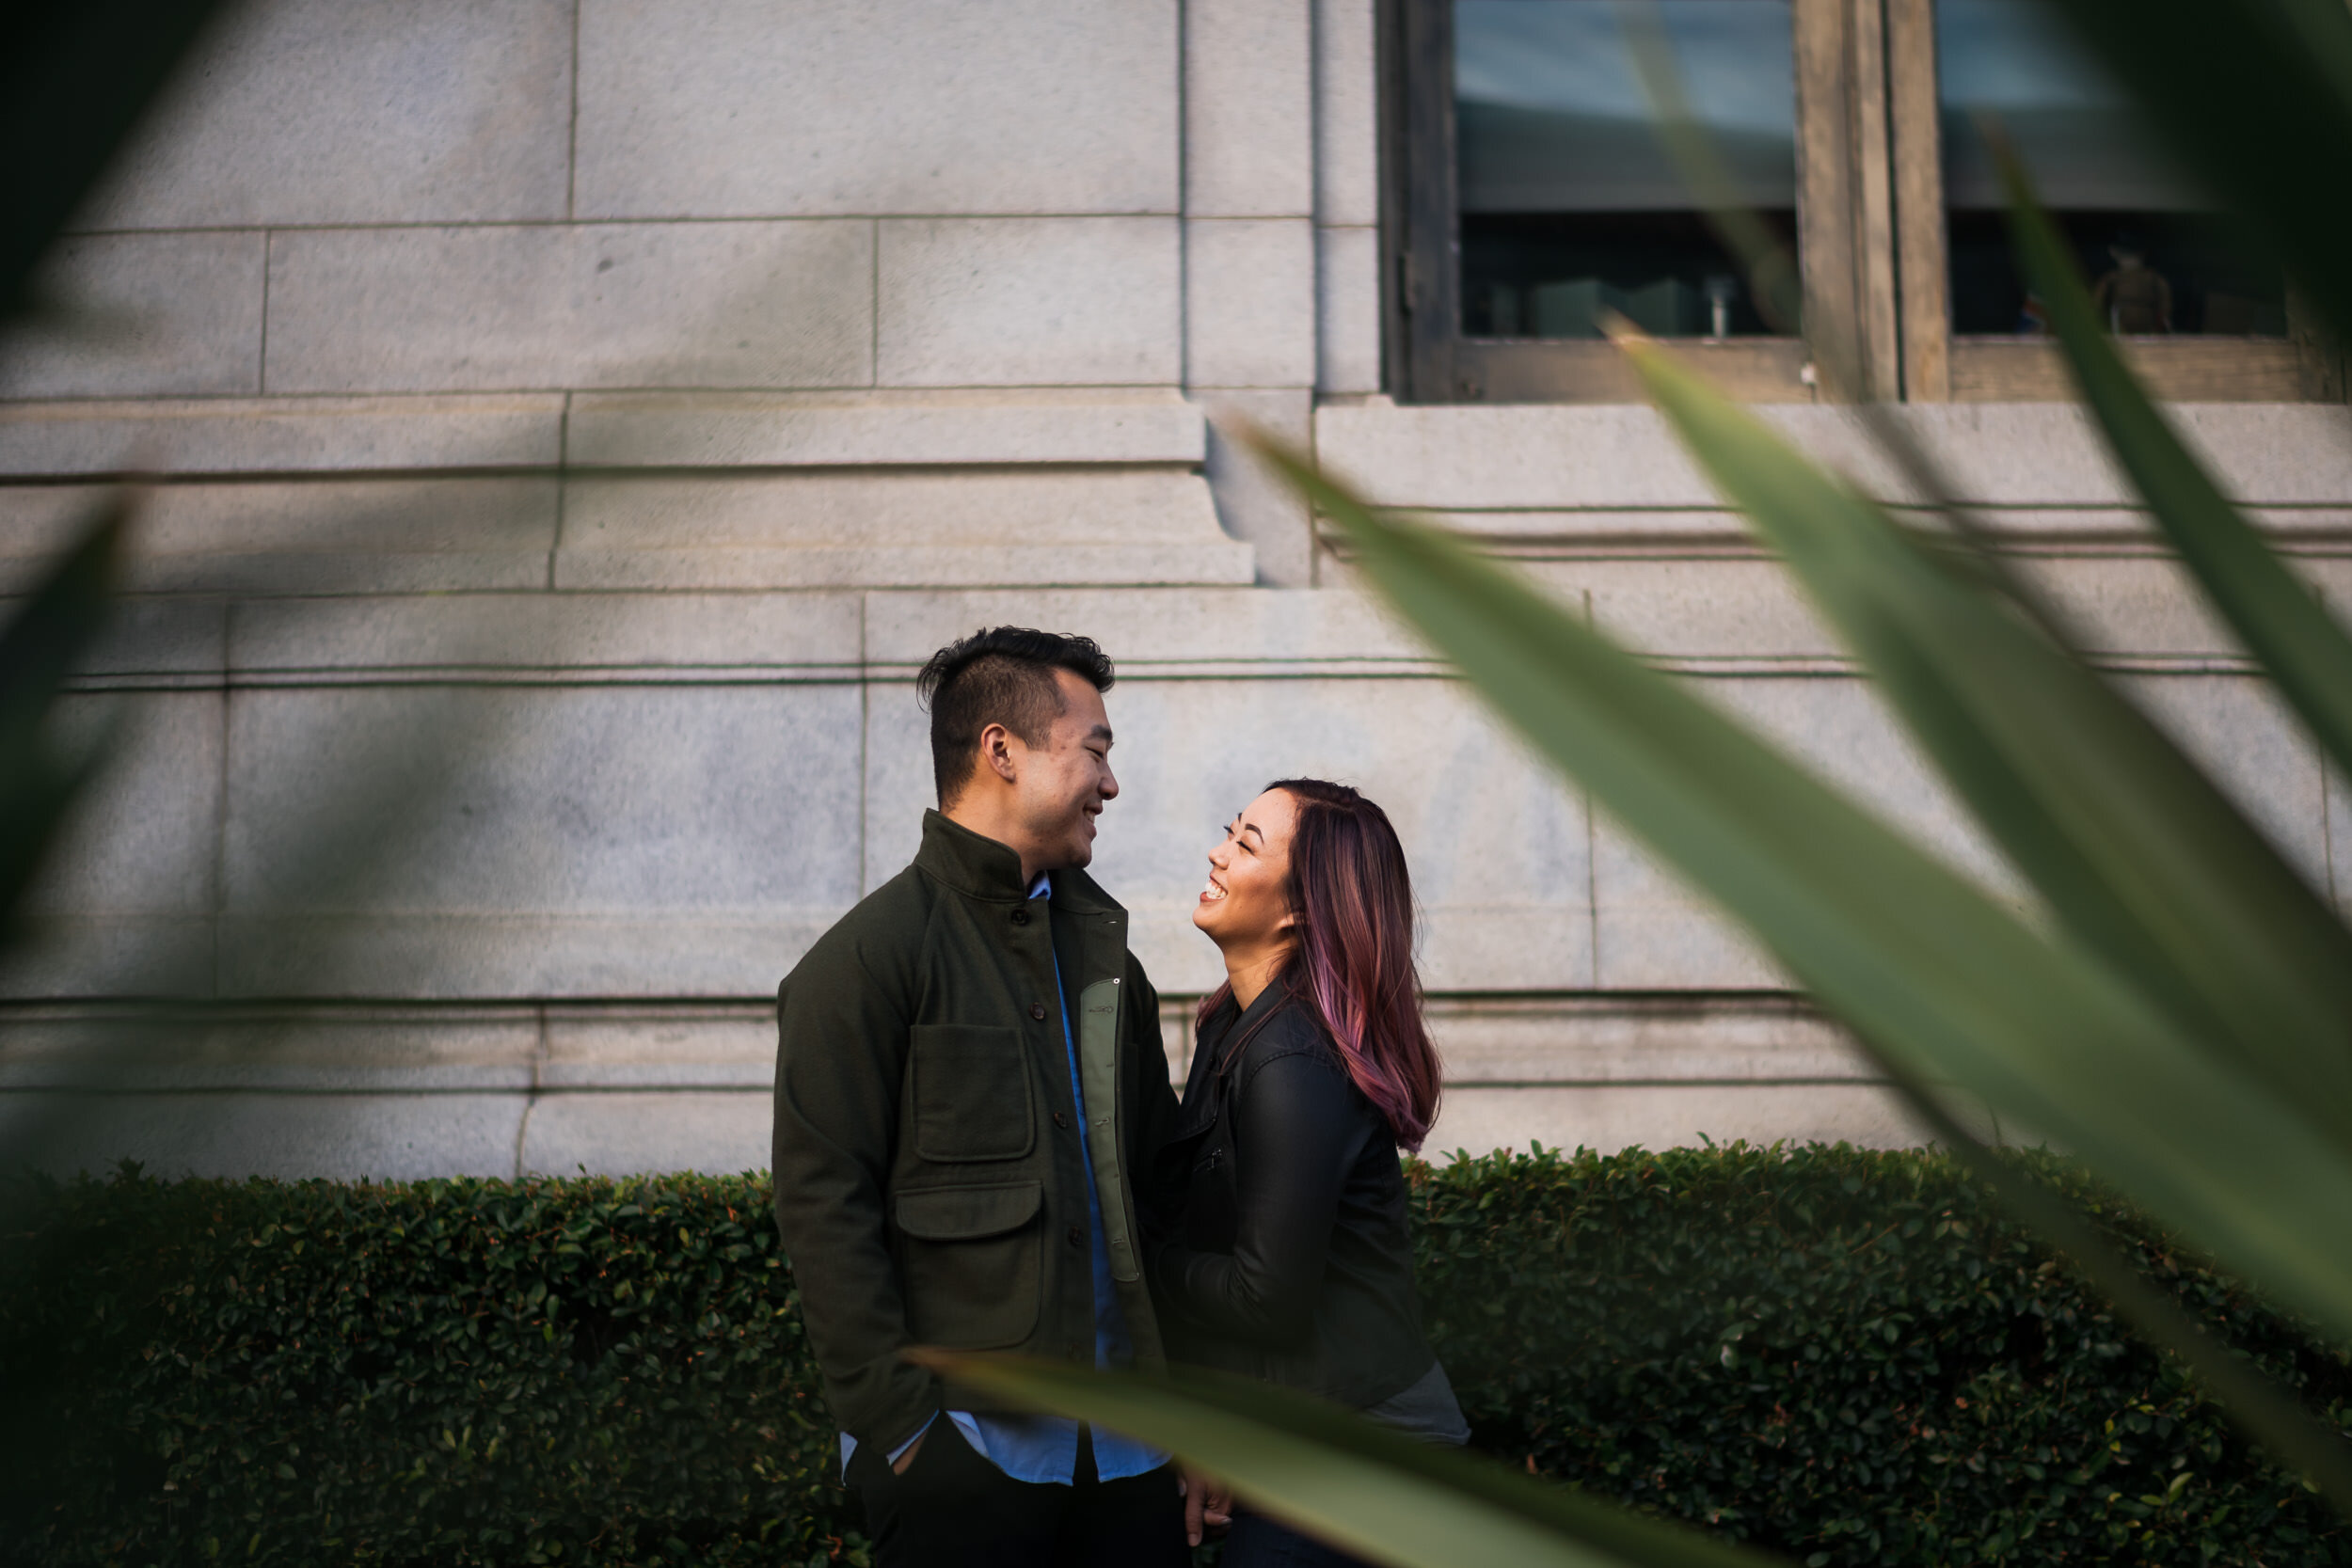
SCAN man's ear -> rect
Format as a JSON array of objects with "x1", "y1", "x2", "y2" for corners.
[{"x1": 977, "y1": 721, "x2": 1020, "y2": 785}]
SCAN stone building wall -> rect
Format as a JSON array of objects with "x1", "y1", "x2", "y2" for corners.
[{"x1": 4, "y1": 0, "x2": 2347, "y2": 1180}]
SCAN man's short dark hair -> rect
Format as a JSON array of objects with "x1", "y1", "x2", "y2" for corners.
[{"x1": 916, "y1": 627, "x2": 1116, "y2": 806}]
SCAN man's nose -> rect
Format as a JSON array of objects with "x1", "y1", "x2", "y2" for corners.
[{"x1": 1098, "y1": 767, "x2": 1119, "y2": 800}]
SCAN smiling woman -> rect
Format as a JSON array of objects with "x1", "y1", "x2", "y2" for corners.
[{"x1": 1154, "y1": 778, "x2": 1463, "y2": 1565}]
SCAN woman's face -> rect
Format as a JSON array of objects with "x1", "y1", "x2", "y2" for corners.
[{"x1": 1194, "y1": 787, "x2": 1300, "y2": 953}]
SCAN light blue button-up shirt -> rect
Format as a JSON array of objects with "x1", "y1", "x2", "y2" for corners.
[{"x1": 840, "y1": 874, "x2": 1166, "y2": 1484}]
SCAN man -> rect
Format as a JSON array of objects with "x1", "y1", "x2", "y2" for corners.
[{"x1": 771, "y1": 626, "x2": 1192, "y2": 1566}]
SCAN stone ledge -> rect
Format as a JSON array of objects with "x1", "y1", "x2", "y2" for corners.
[
  {"x1": 0, "y1": 395, "x2": 565, "y2": 478},
  {"x1": 568, "y1": 388, "x2": 1206, "y2": 468},
  {"x1": 0, "y1": 389, "x2": 1211, "y2": 480},
  {"x1": 1315, "y1": 399, "x2": 2352, "y2": 512},
  {"x1": 1344, "y1": 504, "x2": 2352, "y2": 553}
]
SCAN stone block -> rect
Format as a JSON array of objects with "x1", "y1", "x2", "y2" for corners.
[
  {"x1": 861, "y1": 585, "x2": 1426, "y2": 672},
  {"x1": 876, "y1": 218, "x2": 1181, "y2": 388},
  {"x1": 540, "y1": 1006, "x2": 775, "y2": 1088},
  {"x1": 3, "y1": 1091, "x2": 525, "y2": 1180},
  {"x1": 1316, "y1": 403, "x2": 1714, "y2": 510},
  {"x1": 574, "y1": 0, "x2": 1177, "y2": 218},
  {"x1": 1720, "y1": 676, "x2": 2013, "y2": 887},
  {"x1": 861, "y1": 685, "x2": 934, "y2": 897},
  {"x1": 0, "y1": 1006, "x2": 541, "y2": 1093},
  {"x1": 1590, "y1": 818, "x2": 1786, "y2": 991},
  {"x1": 0, "y1": 233, "x2": 263, "y2": 398},
  {"x1": 519, "y1": 1090, "x2": 771, "y2": 1176},
  {"x1": 2022, "y1": 556, "x2": 2240, "y2": 657},
  {"x1": 1427, "y1": 995, "x2": 1870, "y2": 1085},
  {"x1": 2122, "y1": 673, "x2": 2329, "y2": 893},
  {"x1": 1580, "y1": 559, "x2": 1840, "y2": 660},
  {"x1": 219, "y1": 913, "x2": 838, "y2": 1001},
  {"x1": 1198, "y1": 392, "x2": 1314, "y2": 587},
  {"x1": 0, "y1": 478, "x2": 559, "y2": 596},
  {"x1": 20, "y1": 694, "x2": 221, "y2": 922},
  {"x1": 264, "y1": 223, "x2": 874, "y2": 393},
  {"x1": 1315, "y1": 226, "x2": 1382, "y2": 395},
  {"x1": 1184, "y1": 0, "x2": 1313, "y2": 217},
  {"x1": 1185, "y1": 219, "x2": 1317, "y2": 388},
  {"x1": 1426, "y1": 1082, "x2": 1928, "y2": 1158},
  {"x1": 1313, "y1": 0, "x2": 1380, "y2": 228},
  {"x1": 10, "y1": 694, "x2": 223, "y2": 998},
  {"x1": 230, "y1": 591, "x2": 863, "y2": 678},
  {"x1": 80, "y1": 596, "x2": 229, "y2": 683},
  {"x1": 566, "y1": 389, "x2": 1206, "y2": 468},
  {"x1": 218, "y1": 684, "x2": 864, "y2": 995},
  {"x1": 80, "y1": 0, "x2": 571, "y2": 229},
  {"x1": 0, "y1": 918, "x2": 215, "y2": 1002},
  {"x1": 1592, "y1": 673, "x2": 2020, "y2": 990},
  {"x1": 553, "y1": 468, "x2": 1252, "y2": 589},
  {"x1": 0, "y1": 396, "x2": 564, "y2": 479}
]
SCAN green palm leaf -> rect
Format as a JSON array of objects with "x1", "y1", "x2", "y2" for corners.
[
  {"x1": 1264, "y1": 437, "x2": 2352, "y2": 1353},
  {"x1": 1998, "y1": 149, "x2": 2352, "y2": 794},
  {"x1": 1612, "y1": 328, "x2": 2352, "y2": 1148},
  {"x1": 913, "y1": 1351, "x2": 1780, "y2": 1568}
]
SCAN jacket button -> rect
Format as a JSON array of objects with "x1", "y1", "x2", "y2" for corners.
[
  {"x1": 1030, "y1": 1003, "x2": 1047, "y2": 1021},
  {"x1": 1010, "y1": 907, "x2": 1030, "y2": 926},
  {"x1": 1066, "y1": 1225, "x2": 1085, "y2": 1249},
  {"x1": 1053, "y1": 1110, "x2": 1070, "y2": 1129}
]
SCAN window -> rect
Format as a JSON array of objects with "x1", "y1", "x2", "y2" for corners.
[
  {"x1": 1454, "y1": 2, "x2": 1795, "y2": 342},
  {"x1": 1391, "y1": 0, "x2": 2338, "y2": 403},
  {"x1": 1893, "y1": 0, "x2": 2310, "y2": 399}
]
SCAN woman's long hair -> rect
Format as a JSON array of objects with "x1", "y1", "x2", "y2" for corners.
[{"x1": 1194, "y1": 779, "x2": 1443, "y2": 1151}]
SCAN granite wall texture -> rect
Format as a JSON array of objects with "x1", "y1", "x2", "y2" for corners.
[{"x1": 4, "y1": 0, "x2": 2346, "y2": 1179}]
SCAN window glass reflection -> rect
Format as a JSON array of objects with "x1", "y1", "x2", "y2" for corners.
[
  {"x1": 1454, "y1": 0, "x2": 1795, "y2": 340},
  {"x1": 1938, "y1": 0, "x2": 2282, "y2": 336}
]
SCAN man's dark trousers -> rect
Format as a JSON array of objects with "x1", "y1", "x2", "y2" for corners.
[{"x1": 847, "y1": 1420, "x2": 1190, "y2": 1568}]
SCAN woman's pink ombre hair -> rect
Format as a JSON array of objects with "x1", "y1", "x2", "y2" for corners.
[{"x1": 1195, "y1": 779, "x2": 1443, "y2": 1151}]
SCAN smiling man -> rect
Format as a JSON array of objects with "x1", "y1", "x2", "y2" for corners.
[{"x1": 771, "y1": 626, "x2": 1190, "y2": 1567}]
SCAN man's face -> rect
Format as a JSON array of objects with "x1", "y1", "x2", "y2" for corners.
[{"x1": 1010, "y1": 669, "x2": 1119, "y2": 871}]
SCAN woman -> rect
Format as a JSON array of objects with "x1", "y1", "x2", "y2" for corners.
[{"x1": 1150, "y1": 778, "x2": 1469, "y2": 1566}]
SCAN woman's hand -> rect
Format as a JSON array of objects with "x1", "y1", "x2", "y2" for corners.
[{"x1": 1181, "y1": 1467, "x2": 1234, "y2": 1545}]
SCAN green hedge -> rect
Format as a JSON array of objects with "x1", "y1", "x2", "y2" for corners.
[
  {"x1": 2, "y1": 1145, "x2": 2344, "y2": 1566},
  {"x1": 1419, "y1": 1145, "x2": 2349, "y2": 1565}
]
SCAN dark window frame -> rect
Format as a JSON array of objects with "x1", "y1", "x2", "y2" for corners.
[
  {"x1": 1885, "y1": 0, "x2": 2339, "y2": 403},
  {"x1": 1386, "y1": 0, "x2": 2343, "y2": 405},
  {"x1": 1385, "y1": 0, "x2": 1894, "y2": 404}
]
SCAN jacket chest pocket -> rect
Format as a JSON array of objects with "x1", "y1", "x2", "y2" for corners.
[
  {"x1": 910, "y1": 1024, "x2": 1035, "y2": 1163},
  {"x1": 896, "y1": 1180, "x2": 1043, "y2": 1350}
]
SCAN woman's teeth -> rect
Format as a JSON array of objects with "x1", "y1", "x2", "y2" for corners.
[{"x1": 1200, "y1": 879, "x2": 1226, "y2": 901}]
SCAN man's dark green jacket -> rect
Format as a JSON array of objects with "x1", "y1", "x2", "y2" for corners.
[{"x1": 771, "y1": 810, "x2": 1184, "y2": 1454}]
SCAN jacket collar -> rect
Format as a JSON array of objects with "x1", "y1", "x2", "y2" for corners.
[
  {"x1": 1179, "y1": 975, "x2": 1296, "y2": 1120},
  {"x1": 914, "y1": 809, "x2": 1123, "y2": 915}
]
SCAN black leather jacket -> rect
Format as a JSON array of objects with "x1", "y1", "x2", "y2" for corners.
[{"x1": 1147, "y1": 982, "x2": 1437, "y2": 1411}]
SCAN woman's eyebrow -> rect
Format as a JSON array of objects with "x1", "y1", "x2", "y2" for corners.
[{"x1": 1239, "y1": 820, "x2": 1264, "y2": 844}]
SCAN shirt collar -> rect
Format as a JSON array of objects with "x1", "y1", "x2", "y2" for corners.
[{"x1": 1026, "y1": 871, "x2": 1052, "y2": 901}]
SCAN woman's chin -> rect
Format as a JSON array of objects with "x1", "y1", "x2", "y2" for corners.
[{"x1": 1190, "y1": 902, "x2": 1222, "y2": 935}]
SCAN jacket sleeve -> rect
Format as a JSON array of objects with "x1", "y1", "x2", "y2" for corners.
[
  {"x1": 771, "y1": 932, "x2": 938, "y2": 1454},
  {"x1": 1150, "y1": 1050, "x2": 1359, "y2": 1349}
]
